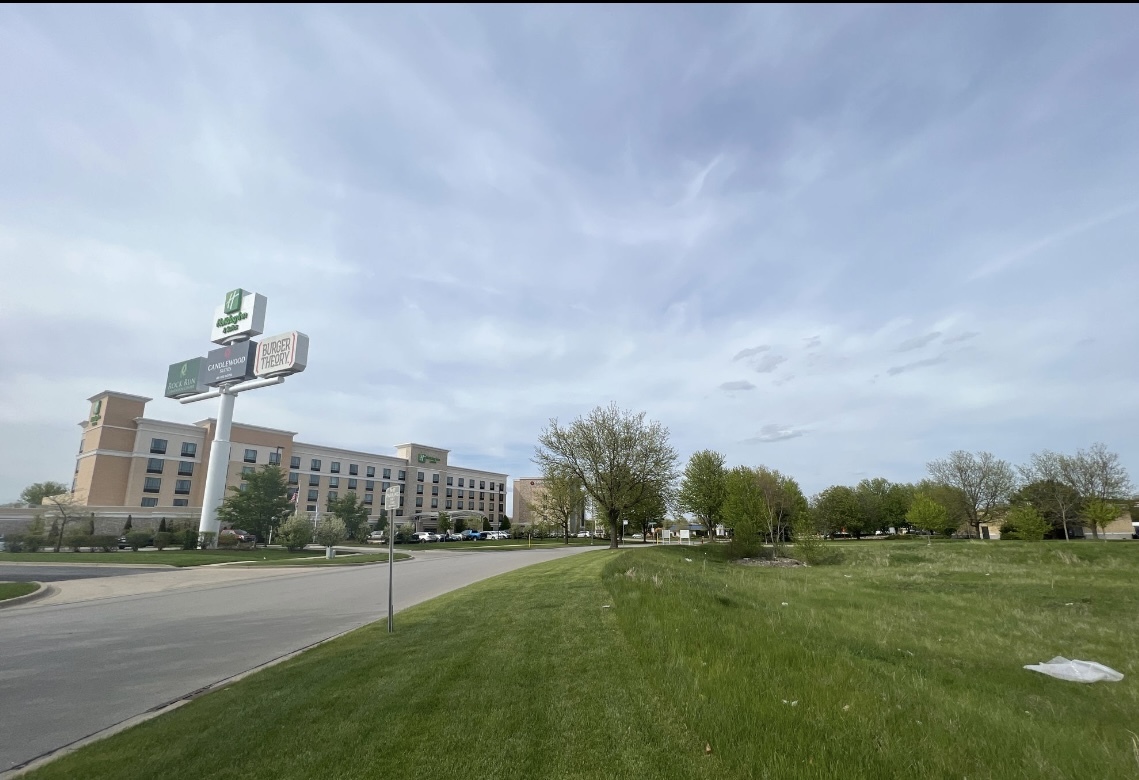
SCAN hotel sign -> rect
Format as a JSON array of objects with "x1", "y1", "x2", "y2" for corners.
[
  {"x1": 202, "y1": 341, "x2": 258, "y2": 386},
  {"x1": 165, "y1": 357, "x2": 207, "y2": 399},
  {"x1": 254, "y1": 331, "x2": 310, "y2": 378},
  {"x1": 211, "y1": 288, "x2": 267, "y2": 345},
  {"x1": 417, "y1": 453, "x2": 440, "y2": 464}
]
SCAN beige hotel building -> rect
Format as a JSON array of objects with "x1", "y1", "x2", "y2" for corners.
[{"x1": 70, "y1": 390, "x2": 508, "y2": 531}]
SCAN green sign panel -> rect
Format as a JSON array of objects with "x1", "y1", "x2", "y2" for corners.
[
  {"x1": 417, "y1": 453, "x2": 440, "y2": 464},
  {"x1": 165, "y1": 357, "x2": 206, "y2": 399},
  {"x1": 224, "y1": 288, "x2": 244, "y2": 315}
]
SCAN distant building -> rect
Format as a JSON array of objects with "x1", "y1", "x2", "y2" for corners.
[
  {"x1": 512, "y1": 476, "x2": 585, "y2": 533},
  {"x1": 68, "y1": 390, "x2": 507, "y2": 532}
]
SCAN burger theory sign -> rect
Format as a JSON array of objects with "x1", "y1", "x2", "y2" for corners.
[{"x1": 254, "y1": 331, "x2": 310, "y2": 378}]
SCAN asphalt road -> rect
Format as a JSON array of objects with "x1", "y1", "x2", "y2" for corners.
[
  {"x1": 0, "y1": 546, "x2": 598, "y2": 773},
  {"x1": 0, "y1": 565, "x2": 168, "y2": 583}
]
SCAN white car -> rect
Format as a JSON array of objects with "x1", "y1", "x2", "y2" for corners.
[{"x1": 575, "y1": 531, "x2": 591, "y2": 538}]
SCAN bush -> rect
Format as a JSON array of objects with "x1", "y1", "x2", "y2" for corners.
[
  {"x1": 153, "y1": 532, "x2": 174, "y2": 551},
  {"x1": 217, "y1": 532, "x2": 240, "y2": 549},
  {"x1": 125, "y1": 531, "x2": 152, "y2": 551},
  {"x1": 89, "y1": 534, "x2": 118, "y2": 552},
  {"x1": 180, "y1": 528, "x2": 198, "y2": 550},
  {"x1": 197, "y1": 531, "x2": 216, "y2": 550},
  {"x1": 64, "y1": 530, "x2": 88, "y2": 551},
  {"x1": 278, "y1": 514, "x2": 314, "y2": 552},
  {"x1": 5, "y1": 534, "x2": 32, "y2": 553}
]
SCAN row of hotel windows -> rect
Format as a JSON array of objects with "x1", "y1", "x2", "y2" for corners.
[
  {"x1": 288, "y1": 488, "x2": 502, "y2": 513},
  {"x1": 149, "y1": 439, "x2": 197, "y2": 458}
]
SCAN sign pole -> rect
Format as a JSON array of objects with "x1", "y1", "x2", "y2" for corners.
[
  {"x1": 197, "y1": 387, "x2": 235, "y2": 546},
  {"x1": 384, "y1": 485, "x2": 400, "y2": 633}
]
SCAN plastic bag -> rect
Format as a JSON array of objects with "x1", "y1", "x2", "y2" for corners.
[{"x1": 1023, "y1": 656, "x2": 1124, "y2": 683}]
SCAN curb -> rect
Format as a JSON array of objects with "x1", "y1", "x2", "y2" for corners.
[{"x1": 0, "y1": 582, "x2": 55, "y2": 610}]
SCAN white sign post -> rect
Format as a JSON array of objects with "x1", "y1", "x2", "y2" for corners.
[
  {"x1": 170, "y1": 289, "x2": 308, "y2": 548},
  {"x1": 385, "y1": 485, "x2": 401, "y2": 633}
]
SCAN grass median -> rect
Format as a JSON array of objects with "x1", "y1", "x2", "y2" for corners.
[
  {"x1": 0, "y1": 581, "x2": 38, "y2": 601},
  {"x1": 0, "y1": 549, "x2": 317, "y2": 567},
  {"x1": 24, "y1": 540, "x2": 1139, "y2": 779},
  {"x1": 236, "y1": 551, "x2": 412, "y2": 566}
]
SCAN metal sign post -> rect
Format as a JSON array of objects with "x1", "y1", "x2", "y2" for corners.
[{"x1": 385, "y1": 485, "x2": 401, "y2": 633}]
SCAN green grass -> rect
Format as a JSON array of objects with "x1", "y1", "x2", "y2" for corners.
[
  {"x1": 0, "y1": 549, "x2": 317, "y2": 567},
  {"x1": 24, "y1": 540, "x2": 1139, "y2": 779},
  {"x1": 237, "y1": 552, "x2": 412, "y2": 567},
  {"x1": 0, "y1": 581, "x2": 38, "y2": 601},
  {"x1": 392, "y1": 536, "x2": 618, "y2": 552}
]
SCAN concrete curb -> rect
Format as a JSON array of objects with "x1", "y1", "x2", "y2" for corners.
[{"x1": 0, "y1": 582, "x2": 55, "y2": 610}]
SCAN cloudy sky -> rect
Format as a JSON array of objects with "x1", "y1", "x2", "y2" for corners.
[{"x1": 2, "y1": 5, "x2": 1138, "y2": 508}]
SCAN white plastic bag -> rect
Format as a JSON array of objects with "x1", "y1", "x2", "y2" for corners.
[{"x1": 1023, "y1": 656, "x2": 1124, "y2": 683}]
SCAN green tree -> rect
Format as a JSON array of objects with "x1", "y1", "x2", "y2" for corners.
[
  {"x1": 722, "y1": 466, "x2": 805, "y2": 558},
  {"x1": 528, "y1": 474, "x2": 586, "y2": 544},
  {"x1": 723, "y1": 466, "x2": 766, "y2": 558},
  {"x1": 499, "y1": 516, "x2": 511, "y2": 531},
  {"x1": 854, "y1": 478, "x2": 914, "y2": 532},
  {"x1": 453, "y1": 515, "x2": 467, "y2": 533},
  {"x1": 327, "y1": 491, "x2": 369, "y2": 542},
  {"x1": 1010, "y1": 477, "x2": 1082, "y2": 540},
  {"x1": 534, "y1": 403, "x2": 679, "y2": 550},
  {"x1": 812, "y1": 485, "x2": 865, "y2": 538},
  {"x1": 677, "y1": 450, "x2": 727, "y2": 533},
  {"x1": 482, "y1": 517, "x2": 492, "y2": 532},
  {"x1": 19, "y1": 481, "x2": 70, "y2": 507},
  {"x1": 1003, "y1": 505, "x2": 1049, "y2": 541},
  {"x1": 1060, "y1": 443, "x2": 1134, "y2": 539},
  {"x1": 926, "y1": 451, "x2": 1017, "y2": 538},
  {"x1": 1081, "y1": 499, "x2": 1122, "y2": 541},
  {"x1": 122, "y1": 515, "x2": 133, "y2": 534},
  {"x1": 905, "y1": 492, "x2": 949, "y2": 544},
  {"x1": 41, "y1": 493, "x2": 85, "y2": 553},
  {"x1": 437, "y1": 512, "x2": 452, "y2": 535},
  {"x1": 623, "y1": 488, "x2": 668, "y2": 541},
  {"x1": 216, "y1": 465, "x2": 292, "y2": 545},
  {"x1": 278, "y1": 512, "x2": 314, "y2": 551},
  {"x1": 314, "y1": 516, "x2": 348, "y2": 549}
]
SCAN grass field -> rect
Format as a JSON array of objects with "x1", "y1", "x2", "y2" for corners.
[
  {"x1": 236, "y1": 551, "x2": 412, "y2": 566},
  {"x1": 23, "y1": 541, "x2": 1139, "y2": 779},
  {"x1": 0, "y1": 581, "x2": 38, "y2": 601},
  {"x1": 0, "y1": 549, "x2": 317, "y2": 566}
]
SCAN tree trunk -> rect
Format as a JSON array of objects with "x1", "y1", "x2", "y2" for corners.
[
  {"x1": 608, "y1": 508, "x2": 620, "y2": 550},
  {"x1": 1060, "y1": 509, "x2": 1069, "y2": 541}
]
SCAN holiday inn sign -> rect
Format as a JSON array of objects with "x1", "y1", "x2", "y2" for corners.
[{"x1": 211, "y1": 288, "x2": 267, "y2": 345}]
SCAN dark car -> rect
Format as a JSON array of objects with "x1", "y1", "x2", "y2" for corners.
[{"x1": 220, "y1": 528, "x2": 256, "y2": 544}]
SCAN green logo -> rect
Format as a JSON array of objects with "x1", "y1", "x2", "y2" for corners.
[
  {"x1": 224, "y1": 289, "x2": 244, "y2": 314},
  {"x1": 417, "y1": 453, "x2": 440, "y2": 464},
  {"x1": 180, "y1": 363, "x2": 188, "y2": 377},
  {"x1": 165, "y1": 358, "x2": 204, "y2": 399}
]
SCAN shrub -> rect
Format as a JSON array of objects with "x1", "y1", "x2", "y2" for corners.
[
  {"x1": 197, "y1": 531, "x2": 216, "y2": 550},
  {"x1": 314, "y1": 517, "x2": 348, "y2": 548},
  {"x1": 5, "y1": 534, "x2": 30, "y2": 553},
  {"x1": 64, "y1": 530, "x2": 89, "y2": 551},
  {"x1": 153, "y1": 532, "x2": 174, "y2": 551},
  {"x1": 125, "y1": 531, "x2": 152, "y2": 551},
  {"x1": 278, "y1": 513, "x2": 314, "y2": 552},
  {"x1": 180, "y1": 529, "x2": 198, "y2": 550},
  {"x1": 217, "y1": 532, "x2": 240, "y2": 549},
  {"x1": 89, "y1": 534, "x2": 118, "y2": 552}
]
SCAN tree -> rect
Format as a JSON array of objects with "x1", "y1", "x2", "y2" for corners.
[
  {"x1": 122, "y1": 515, "x2": 133, "y2": 534},
  {"x1": 905, "y1": 492, "x2": 949, "y2": 545},
  {"x1": 453, "y1": 514, "x2": 467, "y2": 533},
  {"x1": 41, "y1": 493, "x2": 85, "y2": 553},
  {"x1": 534, "y1": 404, "x2": 679, "y2": 550},
  {"x1": 158, "y1": 517, "x2": 168, "y2": 533},
  {"x1": 1002, "y1": 505, "x2": 1049, "y2": 541},
  {"x1": 926, "y1": 451, "x2": 1017, "y2": 538},
  {"x1": 1081, "y1": 499, "x2": 1122, "y2": 542},
  {"x1": 677, "y1": 450, "x2": 727, "y2": 533},
  {"x1": 216, "y1": 465, "x2": 292, "y2": 545},
  {"x1": 622, "y1": 488, "x2": 668, "y2": 541},
  {"x1": 723, "y1": 466, "x2": 806, "y2": 557},
  {"x1": 854, "y1": 478, "x2": 913, "y2": 532},
  {"x1": 327, "y1": 492, "x2": 369, "y2": 542},
  {"x1": 20, "y1": 481, "x2": 70, "y2": 507},
  {"x1": 437, "y1": 511, "x2": 452, "y2": 535},
  {"x1": 1059, "y1": 443, "x2": 1134, "y2": 539},
  {"x1": 278, "y1": 512, "x2": 314, "y2": 551},
  {"x1": 528, "y1": 474, "x2": 586, "y2": 544},
  {"x1": 1011, "y1": 468, "x2": 1083, "y2": 540},
  {"x1": 499, "y1": 516, "x2": 511, "y2": 531},
  {"x1": 812, "y1": 485, "x2": 865, "y2": 538},
  {"x1": 723, "y1": 466, "x2": 766, "y2": 558},
  {"x1": 313, "y1": 516, "x2": 348, "y2": 549}
]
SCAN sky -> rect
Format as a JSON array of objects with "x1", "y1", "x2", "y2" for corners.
[{"x1": 2, "y1": 5, "x2": 1138, "y2": 510}]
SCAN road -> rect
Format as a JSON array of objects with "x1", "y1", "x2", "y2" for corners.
[
  {"x1": 0, "y1": 565, "x2": 167, "y2": 583},
  {"x1": 0, "y1": 546, "x2": 598, "y2": 774}
]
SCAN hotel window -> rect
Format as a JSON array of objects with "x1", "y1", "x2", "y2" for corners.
[
  {"x1": 329, "y1": 477, "x2": 340, "y2": 489},
  {"x1": 173, "y1": 499, "x2": 189, "y2": 507},
  {"x1": 307, "y1": 504, "x2": 317, "y2": 512},
  {"x1": 349, "y1": 464, "x2": 359, "y2": 476},
  {"x1": 431, "y1": 498, "x2": 438, "y2": 509},
  {"x1": 457, "y1": 500, "x2": 464, "y2": 509},
  {"x1": 415, "y1": 497, "x2": 423, "y2": 508},
  {"x1": 446, "y1": 488, "x2": 452, "y2": 498},
  {"x1": 383, "y1": 468, "x2": 391, "y2": 479},
  {"x1": 308, "y1": 490, "x2": 318, "y2": 502},
  {"x1": 239, "y1": 483, "x2": 248, "y2": 492},
  {"x1": 416, "y1": 484, "x2": 423, "y2": 495},
  {"x1": 175, "y1": 480, "x2": 191, "y2": 495},
  {"x1": 395, "y1": 508, "x2": 403, "y2": 517},
  {"x1": 367, "y1": 466, "x2": 375, "y2": 478},
  {"x1": 398, "y1": 470, "x2": 406, "y2": 480},
  {"x1": 417, "y1": 471, "x2": 424, "y2": 482},
  {"x1": 244, "y1": 449, "x2": 257, "y2": 463},
  {"x1": 242, "y1": 466, "x2": 254, "y2": 477},
  {"x1": 181, "y1": 442, "x2": 197, "y2": 458},
  {"x1": 268, "y1": 451, "x2": 281, "y2": 465},
  {"x1": 147, "y1": 458, "x2": 164, "y2": 474},
  {"x1": 432, "y1": 473, "x2": 439, "y2": 483},
  {"x1": 288, "y1": 472, "x2": 299, "y2": 485},
  {"x1": 179, "y1": 462, "x2": 194, "y2": 476},
  {"x1": 445, "y1": 500, "x2": 452, "y2": 510},
  {"x1": 348, "y1": 478, "x2": 357, "y2": 490},
  {"x1": 480, "y1": 480, "x2": 486, "y2": 490},
  {"x1": 309, "y1": 475, "x2": 320, "y2": 486},
  {"x1": 458, "y1": 477, "x2": 465, "y2": 487},
  {"x1": 141, "y1": 497, "x2": 158, "y2": 507},
  {"x1": 143, "y1": 477, "x2": 161, "y2": 493},
  {"x1": 311, "y1": 459, "x2": 322, "y2": 471},
  {"x1": 499, "y1": 483, "x2": 505, "y2": 492},
  {"x1": 291, "y1": 456, "x2": 301, "y2": 469},
  {"x1": 479, "y1": 502, "x2": 485, "y2": 511},
  {"x1": 331, "y1": 462, "x2": 340, "y2": 474},
  {"x1": 446, "y1": 476, "x2": 453, "y2": 486},
  {"x1": 458, "y1": 489, "x2": 464, "y2": 498},
  {"x1": 382, "y1": 481, "x2": 390, "y2": 492},
  {"x1": 364, "y1": 493, "x2": 373, "y2": 504},
  {"x1": 480, "y1": 492, "x2": 485, "y2": 500},
  {"x1": 150, "y1": 438, "x2": 167, "y2": 454},
  {"x1": 431, "y1": 486, "x2": 438, "y2": 496},
  {"x1": 365, "y1": 480, "x2": 374, "y2": 491},
  {"x1": 287, "y1": 488, "x2": 298, "y2": 501},
  {"x1": 328, "y1": 490, "x2": 338, "y2": 502}
]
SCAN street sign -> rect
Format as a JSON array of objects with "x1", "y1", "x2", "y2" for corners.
[
  {"x1": 211, "y1": 289, "x2": 267, "y2": 345},
  {"x1": 164, "y1": 357, "x2": 206, "y2": 399},
  {"x1": 202, "y1": 341, "x2": 258, "y2": 386},
  {"x1": 254, "y1": 331, "x2": 310, "y2": 378},
  {"x1": 384, "y1": 485, "x2": 401, "y2": 512}
]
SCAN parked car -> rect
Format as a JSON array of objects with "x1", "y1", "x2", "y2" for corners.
[
  {"x1": 368, "y1": 531, "x2": 386, "y2": 543},
  {"x1": 411, "y1": 531, "x2": 435, "y2": 543},
  {"x1": 219, "y1": 529, "x2": 256, "y2": 544},
  {"x1": 460, "y1": 530, "x2": 481, "y2": 541},
  {"x1": 575, "y1": 531, "x2": 592, "y2": 538},
  {"x1": 445, "y1": 532, "x2": 463, "y2": 542}
]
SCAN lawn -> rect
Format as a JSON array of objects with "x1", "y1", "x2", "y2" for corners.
[
  {"x1": 0, "y1": 581, "x2": 38, "y2": 601},
  {"x1": 23, "y1": 540, "x2": 1139, "y2": 779},
  {"x1": 236, "y1": 551, "x2": 412, "y2": 566},
  {"x1": 0, "y1": 549, "x2": 318, "y2": 567}
]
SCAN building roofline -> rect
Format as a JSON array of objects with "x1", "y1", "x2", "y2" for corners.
[
  {"x1": 134, "y1": 417, "x2": 205, "y2": 433},
  {"x1": 193, "y1": 419, "x2": 298, "y2": 436},
  {"x1": 88, "y1": 390, "x2": 152, "y2": 404},
  {"x1": 292, "y1": 441, "x2": 405, "y2": 461},
  {"x1": 395, "y1": 443, "x2": 451, "y2": 453}
]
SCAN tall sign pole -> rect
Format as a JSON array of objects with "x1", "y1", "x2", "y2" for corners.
[{"x1": 385, "y1": 485, "x2": 401, "y2": 633}]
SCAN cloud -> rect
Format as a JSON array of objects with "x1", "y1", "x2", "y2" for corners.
[
  {"x1": 720, "y1": 380, "x2": 756, "y2": 391},
  {"x1": 744, "y1": 424, "x2": 805, "y2": 443},
  {"x1": 886, "y1": 356, "x2": 947, "y2": 376},
  {"x1": 732, "y1": 345, "x2": 770, "y2": 361},
  {"x1": 803, "y1": 336, "x2": 821, "y2": 349},
  {"x1": 752, "y1": 354, "x2": 788, "y2": 373},
  {"x1": 942, "y1": 331, "x2": 979, "y2": 344},
  {"x1": 895, "y1": 332, "x2": 942, "y2": 352}
]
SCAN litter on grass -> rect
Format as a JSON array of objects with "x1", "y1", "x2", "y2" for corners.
[{"x1": 1023, "y1": 656, "x2": 1123, "y2": 683}]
